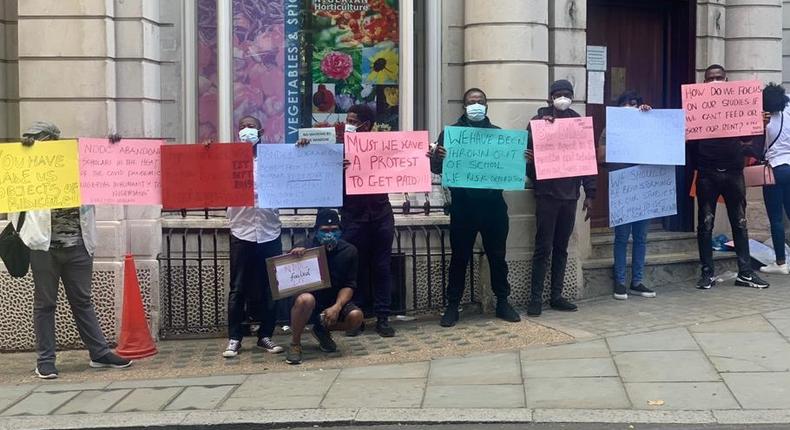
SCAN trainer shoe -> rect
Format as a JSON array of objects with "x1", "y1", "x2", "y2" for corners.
[
  {"x1": 285, "y1": 344, "x2": 302, "y2": 365},
  {"x1": 222, "y1": 339, "x2": 242, "y2": 358},
  {"x1": 35, "y1": 362, "x2": 58, "y2": 380},
  {"x1": 495, "y1": 300, "x2": 521, "y2": 322},
  {"x1": 440, "y1": 305, "x2": 460, "y2": 327},
  {"x1": 89, "y1": 352, "x2": 132, "y2": 369},
  {"x1": 630, "y1": 284, "x2": 656, "y2": 298},
  {"x1": 735, "y1": 272, "x2": 770, "y2": 289},
  {"x1": 312, "y1": 323, "x2": 337, "y2": 352},
  {"x1": 614, "y1": 284, "x2": 628, "y2": 300},
  {"x1": 527, "y1": 301, "x2": 542, "y2": 317},
  {"x1": 550, "y1": 297, "x2": 578, "y2": 312},
  {"x1": 375, "y1": 317, "x2": 396, "y2": 337},
  {"x1": 256, "y1": 337, "x2": 284, "y2": 354},
  {"x1": 696, "y1": 274, "x2": 715, "y2": 290},
  {"x1": 760, "y1": 262, "x2": 790, "y2": 275}
]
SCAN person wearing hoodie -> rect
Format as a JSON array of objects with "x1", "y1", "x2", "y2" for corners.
[
  {"x1": 430, "y1": 88, "x2": 522, "y2": 327},
  {"x1": 525, "y1": 80, "x2": 596, "y2": 317}
]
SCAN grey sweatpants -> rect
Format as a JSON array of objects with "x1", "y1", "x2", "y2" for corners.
[{"x1": 30, "y1": 245, "x2": 111, "y2": 365}]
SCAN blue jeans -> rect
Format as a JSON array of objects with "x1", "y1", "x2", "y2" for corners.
[
  {"x1": 762, "y1": 164, "x2": 790, "y2": 263},
  {"x1": 613, "y1": 220, "x2": 649, "y2": 286}
]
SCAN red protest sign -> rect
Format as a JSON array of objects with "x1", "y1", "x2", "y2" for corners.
[
  {"x1": 682, "y1": 80, "x2": 763, "y2": 140},
  {"x1": 161, "y1": 143, "x2": 254, "y2": 209}
]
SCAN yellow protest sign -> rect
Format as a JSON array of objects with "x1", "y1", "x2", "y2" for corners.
[{"x1": 0, "y1": 140, "x2": 81, "y2": 212}]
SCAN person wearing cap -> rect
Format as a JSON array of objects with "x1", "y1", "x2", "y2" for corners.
[
  {"x1": 8, "y1": 122, "x2": 131, "y2": 379},
  {"x1": 525, "y1": 80, "x2": 596, "y2": 317},
  {"x1": 284, "y1": 209, "x2": 364, "y2": 365},
  {"x1": 430, "y1": 88, "x2": 522, "y2": 327}
]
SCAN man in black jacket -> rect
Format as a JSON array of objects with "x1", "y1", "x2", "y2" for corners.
[
  {"x1": 525, "y1": 79, "x2": 596, "y2": 316},
  {"x1": 430, "y1": 88, "x2": 521, "y2": 327},
  {"x1": 690, "y1": 65, "x2": 769, "y2": 290}
]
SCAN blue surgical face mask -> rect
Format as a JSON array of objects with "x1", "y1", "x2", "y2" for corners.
[
  {"x1": 465, "y1": 103, "x2": 487, "y2": 122},
  {"x1": 239, "y1": 127, "x2": 260, "y2": 144},
  {"x1": 316, "y1": 230, "x2": 341, "y2": 250}
]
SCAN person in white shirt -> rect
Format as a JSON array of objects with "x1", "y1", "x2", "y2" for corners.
[{"x1": 760, "y1": 84, "x2": 790, "y2": 275}]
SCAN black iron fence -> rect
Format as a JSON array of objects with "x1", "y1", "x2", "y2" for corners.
[{"x1": 158, "y1": 209, "x2": 483, "y2": 338}]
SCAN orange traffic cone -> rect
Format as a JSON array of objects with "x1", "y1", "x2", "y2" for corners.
[{"x1": 116, "y1": 254, "x2": 158, "y2": 359}]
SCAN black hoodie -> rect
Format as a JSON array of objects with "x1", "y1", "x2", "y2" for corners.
[{"x1": 527, "y1": 106, "x2": 597, "y2": 201}]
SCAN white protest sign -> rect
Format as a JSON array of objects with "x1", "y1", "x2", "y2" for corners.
[{"x1": 609, "y1": 165, "x2": 677, "y2": 227}]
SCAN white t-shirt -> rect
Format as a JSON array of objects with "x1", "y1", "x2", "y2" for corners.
[
  {"x1": 765, "y1": 103, "x2": 790, "y2": 168},
  {"x1": 227, "y1": 155, "x2": 281, "y2": 243}
]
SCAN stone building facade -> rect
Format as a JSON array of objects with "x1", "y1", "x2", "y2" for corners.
[{"x1": 0, "y1": 0, "x2": 786, "y2": 350}]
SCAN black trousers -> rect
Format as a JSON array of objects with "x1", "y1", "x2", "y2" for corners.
[
  {"x1": 530, "y1": 196, "x2": 577, "y2": 301},
  {"x1": 342, "y1": 213, "x2": 395, "y2": 318},
  {"x1": 696, "y1": 168, "x2": 752, "y2": 276},
  {"x1": 447, "y1": 198, "x2": 510, "y2": 305},
  {"x1": 228, "y1": 235, "x2": 282, "y2": 341}
]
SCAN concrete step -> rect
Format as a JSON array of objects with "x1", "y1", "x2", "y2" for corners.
[
  {"x1": 589, "y1": 231, "x2": 698, "y2": 260},
  {"x1": 580, "y1": 251, "x2": 739, "y2": 300}
]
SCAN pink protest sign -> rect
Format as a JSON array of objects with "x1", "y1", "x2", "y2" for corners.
[
  {"x1": 79, "y1": 138, "x2": 163, "y2": 205},
  {"x1": 531, "y1": 117, "x2": 598, "y2": 180},
  {"x1": 344, "y1": 131, "x2": 432, "y2": 195},
  {"x1": 682, "y1": 80, "x2": 763, "y2": 140}
]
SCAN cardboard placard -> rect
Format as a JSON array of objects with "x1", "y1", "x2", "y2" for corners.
[{"x1": 266, "y1": 247, "x2": 332, "y2": 300}]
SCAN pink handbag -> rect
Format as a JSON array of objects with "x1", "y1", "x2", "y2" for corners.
[{"x1": 744, "y1": 163, "x2": 775, "y2": 187}]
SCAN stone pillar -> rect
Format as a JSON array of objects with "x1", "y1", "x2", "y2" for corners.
[
  {"x1": 696, "y1": 0, "x2": 727, "y2": 80},
  {"x1": 1, "y1": 0, "x2": 19, "y2": 142}
]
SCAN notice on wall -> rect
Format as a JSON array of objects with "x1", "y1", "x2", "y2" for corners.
[
  {"x1": 609, "y1": 165, "x2": 677, "y2": 227},
  {"x1": 586, "y1": 45, "x2": 607, "y2": 71},
  {"x1": 298, "y1": 127, "x2": 337, "y2": 145},
  {"x1": 605, "y1": 107, "x2": 686, "y2": 165},
  {"x1": 161, "y1": 143, "x2": 254, "y2": 209},
  {"x1": 345, "y1": 131, "x2": 431, "y2": 195},
  {"x1": 441, "y1": 126, "x2": 528, "y2": 190},
  {"x1": 267, "y1": 247, "x2": 332, "y2": 300},
  {"x1": 682, "y1": 80, "x2": 763, "y2": 140},
  {"x1": 531, "y1": 117, "x2": 598, "y2": 180},
  {"x1": 0, "y1": 140, "x2": 81, "y2": 213},
  {"x1": 79, "y1": 138, "x2": 163, "y2": 205},
  {"x1": 588, "y1": 71, "x2": 605, "y2": 105},
  {"x1": 256, "y1": 144, "x2": 344, "y2": 208}
]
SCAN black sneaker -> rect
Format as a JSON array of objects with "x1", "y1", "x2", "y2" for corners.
[
  {"x1": 495, "y1": 300, "x2": 521, "y2": 322},
  {"x1": 89, "y1": 352, "x2": 132, "y2": 369},
  {"x1": 735, "y1": 272, "x2": 770, "y2": 289},
  {"x1": 696, "y1": 273, "x2": 715, "y2": 290},
  {"x1": 35, "y1": 362, "x2": 58, "y2": 380},
  {"x1": 629, "y1": 284, "x2": 656, "y2": 298},
  {"x1": 375, "y1": 317, "x2": 396, "y2": 337},
  {"x1": 346, "y1": 321, "x2": 365, "y2": 337},
  {"x1": 614, "y1": 284, "x2": 628, "y2": 300},
  {"x1": 550, "y1": 297, "x2": 578, "y2": 312},
  {"x1": 527, "y1": 301, "x2": 542, "y2": 317},
  {"x1": 312, "y1": 323, "x2": 337, "y2": 352},
  {"x1": 222, "y1": 339, "x2": 241, "y2": 358},
  {"x1": 440, "y1": 306, "x2": 459, "y2": 327},
  {"x1": 285, "y1": 343, "x2": 302, "y2": 365},
  {"x1": 256, "y1": 337, "x2": 284, "y2": 354}
]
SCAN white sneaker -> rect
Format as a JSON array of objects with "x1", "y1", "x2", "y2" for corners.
[
  {"x1": 222, "y1": 339, "x2": 241, "y2": 358},
  {"x1": 760, "y1": 263, "x2": 790, "y2": 275}
]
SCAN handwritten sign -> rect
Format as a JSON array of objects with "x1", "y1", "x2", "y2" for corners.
[
  {"x1": 298, "y1": 127, "x2": 337, "y2": 144},
  {"x1": 256, "y1": 144, "x2": 344, "y2": 208},
  {"x1": 345, "y1": 131, "x2": 432, "y2": 195},
  {"x1": 606, "y1": 107, "x2": 685, "y2": 165},
  {"x1": 0, "y1": 140, "x2": 80, "y2": 212},
  {"x1": 79, "y1": 138, "x2": 163, "y2": 205},
  {"x1": 266, "y1": 247, "x2": 331, "y2": 300},
  {"x1": 161, "y1": 143, "x2": 254, "y2": 209},
  {"x1": 531, "y1": 117, "x2": 598, "y2": 180},
  {"x1": 682, "y1": 80, "x2": 763, "y2": 140},
  {"x1": 609, "y1": 165, "x2": 677, "y2": 227},
  {"x1": 441, "y1": 126, "x2": 527, "y2": 190}
]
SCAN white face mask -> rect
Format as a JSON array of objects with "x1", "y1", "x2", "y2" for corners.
[
  {"x1": 465, "y1": 103, "x2": 487, "y2": 122},
  {"x1": 344, "y1": 123, "x2": 358, "y2": 134},
  {"x1": 553, "y1": 96, "x2": 572, "y2": 111},
  {"x1": 238, "y1": 127, "x2": 260, "y2": 144}
]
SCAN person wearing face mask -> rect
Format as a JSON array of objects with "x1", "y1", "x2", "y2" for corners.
[
  {"x1": 524, "y1": 79, "x2": 596, "y2": 317},
  {"x1": 430, "y1": 88, "x2": 522, "y2": 327},
  {"x1": 284, "y1": 209, "x2": 364, "y2": 364},
  {"x1": 597, "y1": 90, "x2": 657, "y2": 300},
  {"x1": 223, "y1": 116, "x2": 286, "y2": 358},
  {"x1": 689, "y1": 65, "x2": 769, "y2": 290}
]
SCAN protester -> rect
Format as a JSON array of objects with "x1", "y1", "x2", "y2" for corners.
[
  {"x1": 10, "y1": 122, "x2": 131, "y2": 379},
  {"x1": 223, "y1": 116, "x2": 286, "y2": 358},
  {"x1": 597, "y1": 90, "x2": 657, "y2": 300},
  {"x1": 430, "y1": 88, "x2": 521, "y2": 327},
  {"x1": 690, "y1": 65, "x2": 769, "y2": 289},
  {"x1": 285, "y1": 209, "x2": 364, "y2": 365},
  {"x1": 759, "y1": 83, "x2": 790, "y2": 275},
  {"x1": 339, "y1": 104, "x2": 396, "y2": 337},
  {"x1": 525, "y1": 80, "x2": 596, "y2": 316}
]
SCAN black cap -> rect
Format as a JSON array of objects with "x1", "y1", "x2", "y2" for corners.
[
  {"x1": 315, "y1": 208, "x2": 341, "y2": 228},
  {"x1": 550, "y1": 79, "x2": 574, "y2": 96}
]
